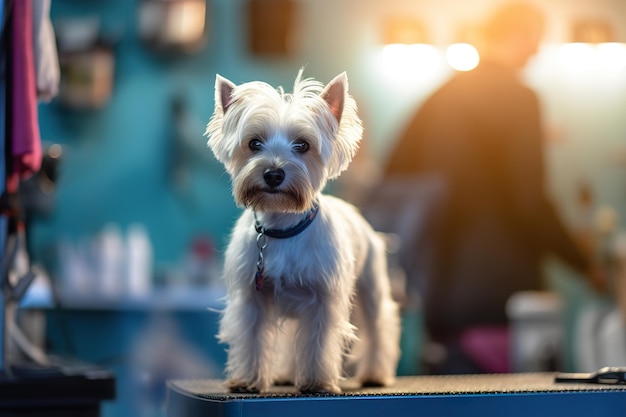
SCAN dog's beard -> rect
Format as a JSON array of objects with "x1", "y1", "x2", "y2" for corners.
[
  {"x1": 238, "y1": 186, "x2": 310, "y2": 213},
  {"x1": 232, "y1": 165, "x2": 318, "y2": 213}
]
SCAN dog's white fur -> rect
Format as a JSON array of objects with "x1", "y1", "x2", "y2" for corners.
[{"x1": 205, "y1": 70, "x2": 401, "y2": 394}]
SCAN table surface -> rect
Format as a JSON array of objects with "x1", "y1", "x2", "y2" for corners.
[{"x1": 166, "y1": 373, "x2": 626, "y2": 417}]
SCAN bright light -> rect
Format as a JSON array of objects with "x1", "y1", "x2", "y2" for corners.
[
  {"x1": 381, "y1": 43, "x2": 441, "y2": 79},
  {"x1": 561, "y1": 43, "x2": 593, "y2": 69},
  {"x1": 559, "y1": 42, "x2": 626, "y2": 71},
  {"x1": 596, "y1": 43, "x2": 626, "y2": 70},
  {"x1": 446, "y1": 43, "x2": 480, "y2": 71},
  {"x1": 560, "y1": 43, "x2": 595, "y2": 70}
]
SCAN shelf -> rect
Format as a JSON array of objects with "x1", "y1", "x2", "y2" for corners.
[{"x1": 20, "y1": 278, "x2": 226, "y2": 311}]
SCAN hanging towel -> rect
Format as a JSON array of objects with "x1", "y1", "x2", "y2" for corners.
[
  {"x1": 32, "y1": 0, "x2": 59, "y2": 102},
  {"x1": 8, "y1": 0, "x2": 41, "y2": 193}
]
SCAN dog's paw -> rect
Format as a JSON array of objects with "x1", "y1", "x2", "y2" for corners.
[
  {"x1": 273, "y1": 378, "x2": 294, "y2": 387},
  {"x1": 297, "y1": 382, "x2": 341, "y2": 395},
  {"x1": 359, "y1": 375, "x2": 395, "y2": 388},
  {"x1": 360, "y1": 379, "x2": 387, "y2": 388},
  {"x1": 226, "y1": 380, "x2": 261, "y2": 394}
]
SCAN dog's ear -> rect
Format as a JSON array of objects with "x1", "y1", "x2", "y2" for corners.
[
  {"x1": 321, "y1": 72, "x2": 347, "y2": 123},
  {"x1": 319, "y1": 72, "x2": 362, "y2": 180},
  {"x1": 215, "y1": 74, "x2": 236, "y2": 114},
  {"x1": 207, "y1": 75, "x2": 238, "y2": 167}
]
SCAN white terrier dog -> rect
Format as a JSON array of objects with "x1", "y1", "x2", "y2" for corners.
[{"x1": 205, "y1": 70, "x2": 400, "y2": 394}]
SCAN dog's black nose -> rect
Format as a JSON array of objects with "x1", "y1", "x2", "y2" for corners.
[{"x1": 263, "y1": 169, "x2": 285, "y2": 187}]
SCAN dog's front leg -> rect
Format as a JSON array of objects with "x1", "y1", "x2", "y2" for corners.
[
  {"x1": 219, "y1": 293, "x2": 275, "y2": 393},
  {"x1": 294, "y1": 300, "x2": 349, "y2": 394}
]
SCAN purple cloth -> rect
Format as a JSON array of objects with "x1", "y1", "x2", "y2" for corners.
[{"x1": 9, "y1": 0, "x2": 42, "y2": 192}]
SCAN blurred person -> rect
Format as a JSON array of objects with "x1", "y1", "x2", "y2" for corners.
[{"x1": 384, "y1": 1, "x2": 593, "y2": 374}]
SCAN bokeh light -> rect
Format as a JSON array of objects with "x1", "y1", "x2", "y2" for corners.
[
  {"x1": 381, "y1": 43, "x2": 442, "y2": 79},
  {"x1": 560, "y1": 43, "x2": 596, "y2": 71},
  {"x1": 446, "y1": 43, "x2": 480, "y2": 71},
  {"x1": 558, "y1": 42, "x2": 626, "y2": 71},
  {"x1": 596, "y1": 42, "x2": 626, "y2": 70}
]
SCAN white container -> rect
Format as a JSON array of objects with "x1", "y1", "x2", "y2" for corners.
[
  {"x1": 126, "y1": 223, "x2": 153, "y2": 298},
  {"x1": 506, "y1": 291, "x2": 564, "y2": 372}
]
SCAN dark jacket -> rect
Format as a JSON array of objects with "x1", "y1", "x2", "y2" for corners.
[{"x1": 385, "y1": 61, "x2": 588, "y2": 336}]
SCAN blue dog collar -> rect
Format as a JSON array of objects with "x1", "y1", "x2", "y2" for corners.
[{"x1": 253, "y1": 202, "x2": 320, "y2": 239}]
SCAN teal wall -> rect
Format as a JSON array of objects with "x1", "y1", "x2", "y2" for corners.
[{"x1": 36, "y1": 0, "x2": 316, "y2": 267}]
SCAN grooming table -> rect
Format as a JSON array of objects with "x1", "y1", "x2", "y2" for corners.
[{"x1": 166, "y1": 374, "x2": 626, "y2": 417}]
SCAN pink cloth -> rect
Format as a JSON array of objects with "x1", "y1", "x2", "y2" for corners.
[{"x1": 9, "y1": 0, "x2": 42, "y2": 192}]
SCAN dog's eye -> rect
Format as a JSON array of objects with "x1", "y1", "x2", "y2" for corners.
[
  {"x1": 292, "y1": 140, "x2": 309, "y2": 154},
  {"x1": 248, "y1": 138, "x2": 263, "y2": 151}
]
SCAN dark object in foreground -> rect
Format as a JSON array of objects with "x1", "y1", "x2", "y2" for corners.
[
  {"x1": 555, "y1": 366, "x2": 626, "y2": 384},
  {"x1": 0, "y1": 359, "x2": 115, "y2": 416}
]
